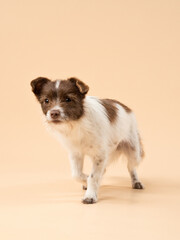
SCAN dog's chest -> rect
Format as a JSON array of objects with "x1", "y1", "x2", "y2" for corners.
[
  {"x1": 68, "y1": 126, "x2": 97, "y2": 154},
  {"x1": 51, "y1": 122, "x2": 98, "y2": 155}
]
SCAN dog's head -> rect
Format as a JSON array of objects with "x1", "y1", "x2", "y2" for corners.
[{"x1": 30, "y1": 77, "x2": 89, "y2": 124}]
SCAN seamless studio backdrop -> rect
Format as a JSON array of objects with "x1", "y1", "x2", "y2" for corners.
[{"x1": 0, "y1": 1, "x2": 180, "y2": 240}]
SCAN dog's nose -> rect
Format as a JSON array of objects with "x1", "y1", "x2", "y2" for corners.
[{"x1": 50, "y1": 110, "x2": 60, "y2": 119}]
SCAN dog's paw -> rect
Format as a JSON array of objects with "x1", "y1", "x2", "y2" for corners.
[
  {"x1": 82, "y1": 193, "x2": 97, "y2": 204},
  {"x1": 82, "y1": 185, "x2": 87, "y2": 190},
  {"x1": 133, "y1": 181, "x2": 144, "y2": 189},
  {"x1": 82, "y1": 198, "x2": 96, "y2": 204}
]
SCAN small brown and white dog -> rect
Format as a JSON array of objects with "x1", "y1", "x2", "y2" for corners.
[{"x1": 31, "y1": 77, "x2": 144, "y2": 204}]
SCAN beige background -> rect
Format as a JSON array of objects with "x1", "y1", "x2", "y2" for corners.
[{"x1": 0, "y1": 0, "x2": 180, "y2": 239}]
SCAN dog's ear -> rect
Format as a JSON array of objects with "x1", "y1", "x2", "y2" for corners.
[
  {"x1": 31, "y1": 77, "x2": 50, "y2": 97},
  {"x1": 69, "y1": 77, "x2": 89, "y2": 95}
]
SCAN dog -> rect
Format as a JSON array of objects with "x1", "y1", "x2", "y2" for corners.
[{"x1": 30, "y1": 77, "x2": 144, "y2": 204}]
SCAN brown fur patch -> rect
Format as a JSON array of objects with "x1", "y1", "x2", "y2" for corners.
[
  {"x1": 101, "y1": 98, "x2": 131, "y2": 123},
  {"x1": 69, "y1": 78, "x2": 89, "y2": 94},
  {"x1": 117, "y1": 140, "x2": 135, "y2": 153},
  {"x1": 101, "y1": 99, "x2": 118, "y2": 123},
  {"x1": 31, "y1": 77, "x2": 51, "y2": 98},
  {"x1": 104, "y1": 99, "x2": 131, "y2": 113},
  {"x1": 117, "y1": 138, "x2": 145, "y2": 159}
]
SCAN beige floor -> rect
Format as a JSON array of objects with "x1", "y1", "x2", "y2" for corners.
[
  {"x1": 0, "y1": 159, "x2": 180, "y2": 240},
  {"x1": 0, "y1": 1, "x2": 180, "y2": 239}
]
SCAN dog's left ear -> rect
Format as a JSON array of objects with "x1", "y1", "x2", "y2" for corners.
[
  {"x1": 69, "y1": 77, "x2": 89, "y2": 94},
  {"x1": 31, "y1": 77, "x2": 51, "y2": 97}
]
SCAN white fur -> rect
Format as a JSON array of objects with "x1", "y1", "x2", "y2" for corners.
[
  {"x1": 55, "y1": 80, "x2": 60, "y2": 89},
  {"x1": 44, "y1": 96, "x2": 143, "y2": 203}
]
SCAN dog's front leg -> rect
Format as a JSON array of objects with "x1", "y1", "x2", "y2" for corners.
[
  {"x1": 69, "y1": 152, "x2": 87, "y2": 184},
  {"x1": 82, "y1": 154, "x2": 106, "y2": 204}
]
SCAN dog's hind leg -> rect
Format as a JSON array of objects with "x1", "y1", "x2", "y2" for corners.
[
  {"x1": 126, "y1": 135, "x2": 144, "y2": 189},
  {"x1": 127, "y1": 158, "x2": 144, "y2": 189},
  {"x1": 118, "y1": 134, "x2": 144, "y2": 189}
]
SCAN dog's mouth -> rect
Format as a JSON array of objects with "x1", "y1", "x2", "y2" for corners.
[
  {"x1": 51, "y1": 120, "x2": 62, "y2": 124},
  {"x1": 49, "y1": 119, "x2": 62, "y2": 124}
]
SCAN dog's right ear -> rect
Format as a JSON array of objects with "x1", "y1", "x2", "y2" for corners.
[{"x1": 30, "y1": 77, "x2": 50, "y2": 97}]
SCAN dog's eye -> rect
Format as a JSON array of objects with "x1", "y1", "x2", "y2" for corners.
[
  {"x1": 44, "y1": 98, "x2": 49, "y2": 104},
  {"x1": 65, "y1": 97, "x2": 71, "y2": 102}
]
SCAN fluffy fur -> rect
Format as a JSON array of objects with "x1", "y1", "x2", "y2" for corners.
[{"x1": 31, "y1": 77, "x2": 144, "y2": 204}]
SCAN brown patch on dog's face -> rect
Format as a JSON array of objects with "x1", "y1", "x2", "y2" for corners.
[
  {"x1": 30, "y1": 77, "x2": 89, "y2": 123},
  {"x1": 37, "y1": 81, "x2": 58, "y2": 115}
]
